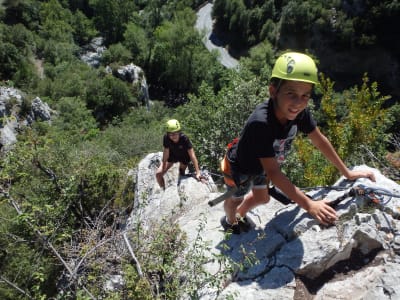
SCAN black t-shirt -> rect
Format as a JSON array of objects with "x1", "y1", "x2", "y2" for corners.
[
  {"x1": 163, "y1": 133, "x2": 193, "y2": 163},
  {"x1": 230, "y1": 99, "x2": 316, "y2": 174}
]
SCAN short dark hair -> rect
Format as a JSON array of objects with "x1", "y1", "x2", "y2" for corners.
[{"x1": 269, "y1": 77, "x2": 283, "y2": 90}]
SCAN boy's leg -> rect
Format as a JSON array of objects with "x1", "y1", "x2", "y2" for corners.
[
  {"x1": 236, "y1": 175, "x2": 270, "y2": 218},
  {"x1": 223, "y1": 195, "x2": 244, "y2": 225},
  {"x1": 236, "y1": 187, "x2": 270, "y2": 218},
  {"x1": 156, "y1": 162, "x2": 173, "y2": 189},
  {"x1": 178, "y1": 163, "x2": 188, "y2": 176}
]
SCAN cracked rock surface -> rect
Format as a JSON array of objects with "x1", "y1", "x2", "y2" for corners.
[{"x1": 130, "y1": 153, "x2": 400, "y2": 299}]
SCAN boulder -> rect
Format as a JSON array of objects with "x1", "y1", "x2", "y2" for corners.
[{"x1": 130, "y1": 154, "x2": 400, "y2": 299}]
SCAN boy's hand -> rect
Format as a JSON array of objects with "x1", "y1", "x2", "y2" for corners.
[
  {"x1": 307, "y1": 200, "x2": 338, "y2": 225},
  {"x1": 195, "y1": 172, "x2": 201, "y2": 181},
  {"x1": 346, "y1": 170, "x2": 376, "y2": 182}
]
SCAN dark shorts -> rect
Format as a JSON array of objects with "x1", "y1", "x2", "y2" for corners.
[
  {"x1": 228, "y1": 168, "x2": 267, "y2": 198},
  {"x1": 167, "y1": 154, "x2": 190, "y2": 165}
]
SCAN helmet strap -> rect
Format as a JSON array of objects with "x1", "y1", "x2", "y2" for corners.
[{"x1": 275, "y1": 79, "x2": 283, "y2": 92}]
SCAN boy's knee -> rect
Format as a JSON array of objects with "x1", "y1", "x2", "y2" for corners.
[
  {"x1": 263, "y1": 194, "x2": 271, "y2": 204},
  {"x1": 252, "y1": 188, "x2": 270, "y2": 204}
]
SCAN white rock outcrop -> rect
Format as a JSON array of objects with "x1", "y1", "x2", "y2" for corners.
[{"x1": 130, "y1": 153, "x2": 400, "y2": 299}]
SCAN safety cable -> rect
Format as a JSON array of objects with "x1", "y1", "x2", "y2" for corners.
[
  {"x1": 328, "y1": 184, "x2": 400, "y2": 207},
  {"x1": 204, "y1": 163, "x2": 400, "y2": 209}
]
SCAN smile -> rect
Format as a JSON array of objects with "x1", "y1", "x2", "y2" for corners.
[{"x1": 288, "y1": 108, "x2": 300, "y2": 114}]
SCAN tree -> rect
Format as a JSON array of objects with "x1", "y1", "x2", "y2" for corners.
[
  {"x1": 123, "y1": 22, "x2": 150, "y2": 67},
  {"x1": 0, "y1": 23, "x2": 37, "y2": 85},
  {"x1": 150, "y1": 8, "x2": 208, "y2": 93},
  {"x1": 239, "y1": 39, "x2": 274, "y2": 80},
  {"x1": 176, "y1": 72, "x2": 268, "y2": 172},
  {"x1": 101, "y1": 42, "x2": 132, "y2": 66},
  {"x1": 285, "y1": 74, "x2": 397, "y2": 186},
  {"x1": 71, "y1": 9, "x2": 98, "y2": 46},
  {"x1": 2, "y1": 0, "x2": 41, "y2": 30},
  {"x1": 89, "y1": 0, "x2": 137, "y2": 45},
  {"x1": 85, "y1": 74, "x2": 137, "y2": 124},
  {"x1": 39, "y1": 0, "x2": 74, "y2": 43}
]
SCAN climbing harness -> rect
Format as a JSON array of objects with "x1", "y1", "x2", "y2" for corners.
[{"x1": 220, "y1": 137, "x2": 239, "y2": 187}]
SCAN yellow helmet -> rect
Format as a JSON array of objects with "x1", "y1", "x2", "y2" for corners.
[
  {"x1": 165, "y1": 119, "x2": 181, "y2": 133},
  {"x1": 271, "y1": 52, "x2": 319, "y2": 85}
]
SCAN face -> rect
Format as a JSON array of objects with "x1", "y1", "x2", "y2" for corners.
[
  {"x1": 269, "y1": 80, "x2": 313, "y2": 124},
  {"x1": 167, "y1": 131, "x2": 180, "y2": 143}
]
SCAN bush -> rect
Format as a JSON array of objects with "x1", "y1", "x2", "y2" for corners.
[
  {"x1": 284, "y1": 74, "x2": 396, "y2": 187},
  {"x1": 176, "y1": 72, "x2": 268, "y2": 173}
]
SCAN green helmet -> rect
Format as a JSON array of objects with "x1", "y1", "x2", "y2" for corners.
[
  {"x1": 271, "y1": 52, "x2": 319, "y2": 85},
  {"x1": 165, "y1": 119, "x2": 181, "y2": 133}
]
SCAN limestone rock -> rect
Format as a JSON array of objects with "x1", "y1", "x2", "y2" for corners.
[{"x1": 130, "y1": 156, "x2": 400, "y2": 299}]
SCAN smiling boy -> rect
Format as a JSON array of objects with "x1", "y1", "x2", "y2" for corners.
[
  {"x1": 156, "y1": 119, "x2": 201, "y2": 189},
  {"x1": 221, "y1": 52, "x2": 376, "y2": 234}
]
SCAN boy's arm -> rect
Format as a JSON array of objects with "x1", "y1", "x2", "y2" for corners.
[
  {"x1": 161, "y1": 148, "x2": 170, "y2": 172},
  {"x1": 188, "y1": 148, "x2": 201, "y2": 179},
  {"x1": 307, "y1": 128, "x2": 375, "y2": 181},
  {"x1": 260, "y1": 157, "x2": 337, "y2": 225}
]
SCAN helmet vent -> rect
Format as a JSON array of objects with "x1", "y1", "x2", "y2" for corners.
[
  {"x1": 272, "y1": 52, "x2": 319, "y2": 85},
  {"x1": 286, "y1": 59, "x2": 295, "y2": 74}
]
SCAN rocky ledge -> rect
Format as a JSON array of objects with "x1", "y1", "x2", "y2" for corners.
[{"x1": 129, "y1": 152, "x2": 400, "y2": 299}]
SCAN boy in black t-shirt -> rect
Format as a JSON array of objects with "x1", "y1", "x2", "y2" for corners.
[
  {"x1": 156, "y1": 119, "x2": 201, "y2": 189},
  {"x1": 221, "y1": 52, "x2": 376, "y2": 234}
]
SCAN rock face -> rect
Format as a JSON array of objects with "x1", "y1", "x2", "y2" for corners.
[
  {"x1": 112, "y1": 63, "x2": 150, "y2": 110},
  {"x1": 79, "y1": 37, "x2": 106, "y2": 68},
  {"x1": 0, "y1": 87, "x2": 55, "y2": 151},
  {"x1": 130, "y1": 153, "x2": 400, "y2": 299},
  {"x1": 80, "y1": 38, "x2": 151, "y2": 109},
  {"x1": 128, "y1": 152, "x2": 218, "y2": 231}
]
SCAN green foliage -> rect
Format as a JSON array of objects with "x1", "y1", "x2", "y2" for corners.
[
  {"x1": 71, "y1": 9, "x2": 98, "y2": 46},
  {"x1": 213, "y1": 0, "x2": 279, "y2": 49},
  {"x1": 0, "y1": 23, "x2": 38, "y2": 86},
  {"x1": 320, "y1": 74, "x2": 391, "y2": 161},
  {"x1": 284, "y1": 74, "x2": 395, "y2": 187},
  {"x1": 123, "y1": 263, "x2": 154, "y2": 299},
  {"x1": 150, "y1": 8, "x2": 206, "y2": 92},
  {"x1": 85, "y1": 74, "x2": 138, "y2": 124},
  {"x1": 176, "y1": 72, "x2": 268, "y2": 172},
  {"x1": 39, "y1": 0, "x2": 74, "y2": 43},
  {"x1": 239, "y1": 40, "x2": 274, "y2": 80},
  {"x1": 0, "y1": 121, "x2": 135, "y2": 297},
  {"x1": 124, "y1": 213, "x2": 236, "y2": 299},
  {"x1": 94, "y1": 102, "x2": 168, "y2": 163},
  {"x1": 0, "y1": 40, "x2": 21, "y2": 79},
  {"x1": 35, "y1": 60, "x2": 96, "y2": 101},
  {"x1": 52, "y1": 96, "x2": 99, "y2": 140},
  {"x1": 212, "y1": 0, "x2": 400, "y2": 79},
  {"x1": 123, "y1": 22, "x2": 149, "y2": 67},
  {"x1": 40, "y1": 40, "x2": 80, "y2": 66},
  {"x1": 101, "y1": 42, "x2": 132, "y2": 66},
  {"x1": 280, "y1": 0, "x2": 319, "y2": 34},
  {"x1": 1, "y1": 0, "x2": 41, "y2": 30},
  {"x1": 1, "y1": 1, "x2": 399, "y2": 298},
  {"x1": 89, "y1": 0, "x2": 138, "y2": 44},
  {"x1": 260, "y1": 18, "x2": 277, "y2": 44}
]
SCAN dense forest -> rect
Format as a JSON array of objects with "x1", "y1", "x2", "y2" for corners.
[
  {"x1": 0, "y1": 0, "x2": 399, "y2": 299},
  {"x1": 212, "y1": 0, "x2": 400, "y2": 99}
]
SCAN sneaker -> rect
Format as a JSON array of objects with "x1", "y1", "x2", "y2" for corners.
[
  {"x1": 220, "y1": 216, "x2": 240, "y2": 235},
  {"x1": 236, "y1": 214, "x2": 254, "y2": 232}
]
